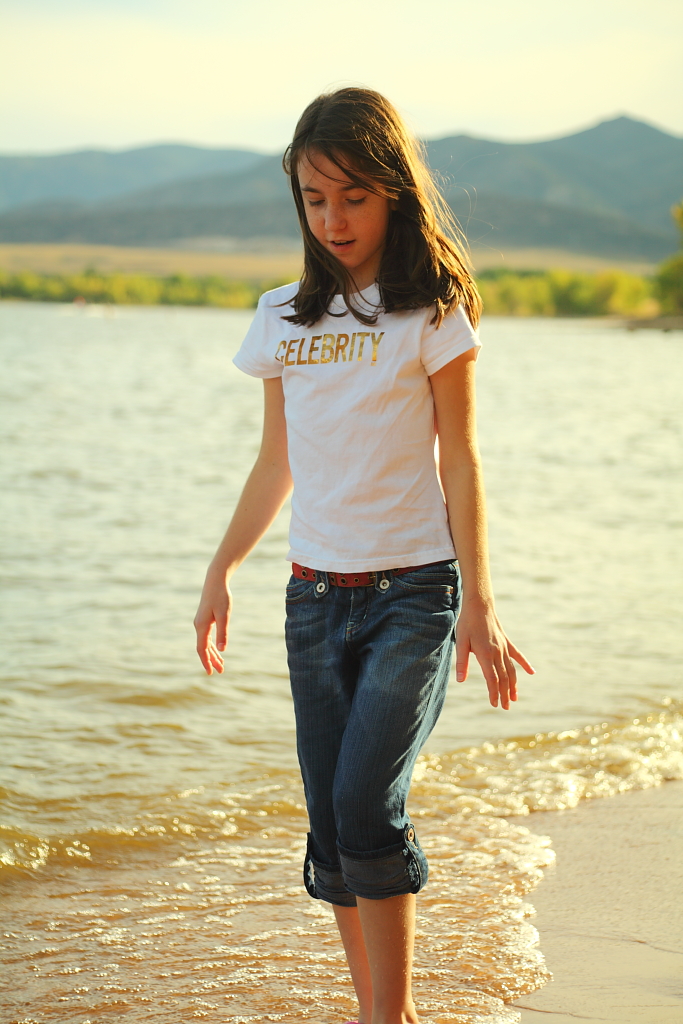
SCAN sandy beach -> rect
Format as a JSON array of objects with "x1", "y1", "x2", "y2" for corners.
[{"x1": 510, "y1": 781, "x2": 683, "y2": 1023}]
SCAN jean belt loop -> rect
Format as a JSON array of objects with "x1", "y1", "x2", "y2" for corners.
[{"x1": 314, "y1": 570, "x2": 329, "y2": 598}]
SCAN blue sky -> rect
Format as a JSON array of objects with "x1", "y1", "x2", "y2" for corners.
[{"x1": 1, "y1": 0, "x2": 681, "y2": 152}]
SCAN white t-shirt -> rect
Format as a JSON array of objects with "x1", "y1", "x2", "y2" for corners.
[{"x1": 233, "y1": 281, "x2": 481, "y2": 573}]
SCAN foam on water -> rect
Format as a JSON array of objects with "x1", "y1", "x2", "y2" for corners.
[
  {"x1": 413, "y1": 699, "x2": 683, "y2": 816},
  {"x1": 0, "y1": 780, "x2": 551, "y2": 1023},
  {"x1": 2, "y1": 702, "x2": 681, "y2": 1022},
  {"x1": 2, "y1": 700, "x2": 681, "y2": 877}
]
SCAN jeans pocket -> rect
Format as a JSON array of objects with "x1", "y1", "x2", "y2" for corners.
[
  {"x1": 395, "y1": 561, "x2": 457, "y2": 592},
  {"x1": 285, "y1": 576, "x2": 316, "y2": 603}
]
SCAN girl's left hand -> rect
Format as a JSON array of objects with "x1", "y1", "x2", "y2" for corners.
[{"x1": 455, "y1": 600, "x2": 534, "y2": 709}]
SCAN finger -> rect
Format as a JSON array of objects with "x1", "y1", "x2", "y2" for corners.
[
  {"x1": 207, "y1": 641, "x2": 224, "y2": 673},
  {"x1": 215, "y1": 609, "x2": 229, "y2": 653},
  {"x1": 494, "y1": 654, "x2": 511, "y2": 710},
  {"x1": 483, "y1": 661, "x2": 500, "y2": 707},
  {"x1": 455, "y1": 631, "x2": 470, "y2": 683},
  {"x1": 504, "y1": 650, "x2": 518, "y2": 702},
  {"x1": 194, "y1": 617, "x2": 214, "y2": 676},
  {"x1": 508, "y1": 642, "x2": 535, "y2": 675},
  {"x1": 197, "y1": 640, "x2": 212, "y2": 675}
]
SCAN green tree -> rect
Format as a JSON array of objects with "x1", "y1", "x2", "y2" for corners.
[
  {"x1": 655, "y1": 200, "x2": 683, "y2": 315},
  {"x1": 672, "y1": 200, "x2": 683, "y2": 235}
]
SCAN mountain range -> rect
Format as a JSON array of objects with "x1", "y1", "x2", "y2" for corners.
[{"x1": 0, "y1": 116, "x2": 680, "y2": 261}]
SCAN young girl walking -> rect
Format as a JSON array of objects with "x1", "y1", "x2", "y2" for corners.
[{"x1": 194, "y1": 87, "x2": 533, "y2": 1024}]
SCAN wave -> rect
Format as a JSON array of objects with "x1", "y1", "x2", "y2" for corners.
[
  {"x1": 2, "y1": 701, "x2": 680, "y2": 1022},
  {"x1": 412, "y1": 697, "x2": 683, "y2": 817},
  {"x1": 2, "y1": 700, "x2": 680, "y2": 877}
]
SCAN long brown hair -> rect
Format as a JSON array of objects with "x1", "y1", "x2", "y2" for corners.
[{"x1": 281, "y1": 87, "x2": 482, "y2": 329}]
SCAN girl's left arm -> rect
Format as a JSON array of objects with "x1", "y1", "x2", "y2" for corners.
[{"x1": 430, "y1": 348, "x2": 534, "y2": 709}]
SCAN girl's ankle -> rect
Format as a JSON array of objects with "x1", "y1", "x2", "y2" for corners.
[{"x1": 369, "y1": 1007, "x2": 418, "y2": 1024}]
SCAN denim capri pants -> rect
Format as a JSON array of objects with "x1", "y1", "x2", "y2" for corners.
[{"x1": 285, "y1": 559, "x2": 460, "y2": 907}]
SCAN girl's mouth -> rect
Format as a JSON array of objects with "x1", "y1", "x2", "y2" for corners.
[{"x1": 330, "y1": 240, "x2": 354, "y2": 249}]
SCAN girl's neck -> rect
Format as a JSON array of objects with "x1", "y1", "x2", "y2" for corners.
[{"x1": 348, "y1": 272, "x2": 377, "y2": 294}]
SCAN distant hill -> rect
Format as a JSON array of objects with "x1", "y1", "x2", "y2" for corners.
[
  {"x1": 0, "y1": 200, "x2": 299, "y2": 246},
  {"x1": 448, "y1": 192, "x2": 672, "y2": 261},
  {"x1": 101, "y1": 154, "x2": 288, "y2": 209},
  {"x1": 0, "y1": 144, "x2": 264, "y2": 210},
  {"x1": 0, "y1": 195, "x2": 668, "y2": 261},
  {"x1": 427, "y1": 116, "x2": 682, "y2": 235},
  {"x1": 0, "y1": 117, "x2": 680, "y2": 260}
]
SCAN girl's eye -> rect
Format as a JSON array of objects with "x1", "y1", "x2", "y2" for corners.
[
  {"x1": 306, "y1": 200, "x2": 324, "y2": 207},
  {"x1": 347, "y1": 197, "x2": 366, "y2": 206}
]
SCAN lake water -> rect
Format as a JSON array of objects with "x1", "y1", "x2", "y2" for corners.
[{"x1": 1, "y1": 302, "x2": 682, "y2": 1023}]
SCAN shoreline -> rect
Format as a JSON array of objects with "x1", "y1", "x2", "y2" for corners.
[{"x1": 508, "y1": 780, "x2": 683, "y2": 1023}]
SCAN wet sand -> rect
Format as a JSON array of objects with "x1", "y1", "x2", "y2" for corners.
[{"x1": 509, "y1": 781, "x2": 683, "y2": 1023}]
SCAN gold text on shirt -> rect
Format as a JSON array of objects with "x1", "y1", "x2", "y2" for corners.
[{"x1": 275, "y1": 332, "x2": 385, "y2": 367}]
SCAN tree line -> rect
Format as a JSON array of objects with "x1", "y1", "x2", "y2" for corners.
[{"x1": 1, "y1": 202, "x2": 681, "y2": 317}]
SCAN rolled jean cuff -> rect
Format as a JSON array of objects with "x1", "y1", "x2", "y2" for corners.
[
  {"x1": 303, "y1": 835, "x2": 357, "y2": 907},
  {"x1": 337, "y1": 823, "x2": 428, "y2": 900}
]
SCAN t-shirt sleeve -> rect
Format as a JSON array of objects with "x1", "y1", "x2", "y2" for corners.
[
  {"x1": 420, "y1": 304, "x2": 481, "y2": 377},
  {"x1": 232, "y1": 292, "x2": 285, "y2": 379}
]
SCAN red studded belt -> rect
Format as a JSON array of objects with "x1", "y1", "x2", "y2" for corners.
[{"x1": 292, "y1": 562, "x2": 435, "y2": 588}]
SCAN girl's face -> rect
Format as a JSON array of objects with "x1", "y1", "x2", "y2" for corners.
[{"x1": 297, "y1": 151, "x2": 392, "y2": 292}]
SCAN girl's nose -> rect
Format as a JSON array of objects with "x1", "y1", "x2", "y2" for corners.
[{"x1": 325, "y1": 203, "x2": 347, "y2": 233}]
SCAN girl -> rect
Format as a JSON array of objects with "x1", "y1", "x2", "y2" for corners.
[{"x1": 194, "y1": 88, "x2": 533, "y2": 1024}]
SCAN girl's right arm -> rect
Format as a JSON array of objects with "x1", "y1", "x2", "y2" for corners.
[{"x1": 193, "y1": 377, "x2": 292, "y2": 675}]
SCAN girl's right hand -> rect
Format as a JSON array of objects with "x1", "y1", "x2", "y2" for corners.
[
  {"x1": 193, "y1": 572, "x2": 232, "y2": 675},
  {"x1": 191, "y1": 379, "x2": 291, "y2": 676}
]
